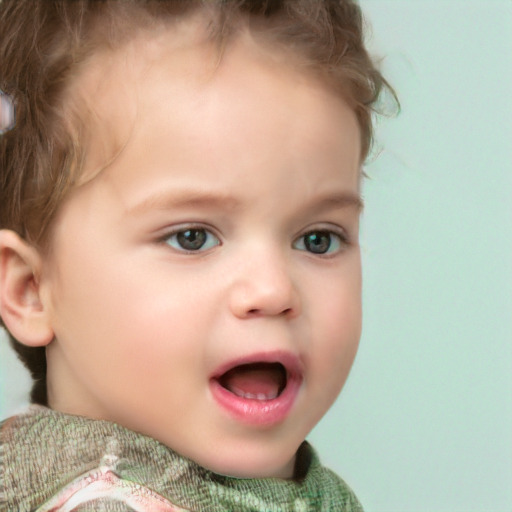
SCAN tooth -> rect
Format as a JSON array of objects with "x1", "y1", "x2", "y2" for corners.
[{"x1": 229, "y1": 387, "x2": 279, "y2": 401}]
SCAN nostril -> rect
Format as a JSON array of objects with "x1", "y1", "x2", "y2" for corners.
[
  {"x1": 246, "y1": 307, "x2": 292, "y2": 317},
  {"x1": 246, "y1": 306, "x2": 293, "y2": 317}
]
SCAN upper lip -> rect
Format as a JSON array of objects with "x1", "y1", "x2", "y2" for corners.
[{"x1": 209, "y1": 350, "x2": 304, "y2": 382}]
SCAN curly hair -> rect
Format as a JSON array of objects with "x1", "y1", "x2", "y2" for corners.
[{"x1": 0, "y1": 0, "x2": 396, "y2": 406}]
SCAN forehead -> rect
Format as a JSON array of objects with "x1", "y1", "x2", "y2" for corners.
[{"x1": 65, "y1": 13, "x2": 361, "y2": 189}]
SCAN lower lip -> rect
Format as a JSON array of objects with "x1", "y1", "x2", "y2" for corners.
[{"x1": 209, "y1": 374, "x2": 302, "y2": 427}]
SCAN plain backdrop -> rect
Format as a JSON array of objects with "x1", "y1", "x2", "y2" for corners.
[{"x1": 1, "y1": 1, "x2": 511, "y2": 511}]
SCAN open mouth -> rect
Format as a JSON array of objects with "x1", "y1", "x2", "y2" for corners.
[
  {"x1": 217, "y1": 362, "x2": 287, "y2": 401},
  {"x1": 209, "y1": 351, "x2": 303, "y2": 425}
]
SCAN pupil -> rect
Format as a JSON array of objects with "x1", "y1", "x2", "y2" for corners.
[
  {"x1": 177, "y1": 229, "x2": 206, "y2": 250},
  {"x1": 305, "y1": 232, "x2": 331, "y2": 254}
]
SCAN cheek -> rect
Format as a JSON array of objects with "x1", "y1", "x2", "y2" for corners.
[
  {"x1": 316, "y1": 258, "x2": 362, "y2": 342},
  {"x1": 319, "y1": 294, "x2": 361, "y2": 379},
  {"x1": 52, "y1": 260, "x2": 210, "y2": 371},
  {"x1": 307, "y1": 263, "x2": 362, "y2": 398}
]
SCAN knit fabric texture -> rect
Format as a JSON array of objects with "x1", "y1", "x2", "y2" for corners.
[{"x1": 0, "y1": 406, "x2": 363, "y2": 511}]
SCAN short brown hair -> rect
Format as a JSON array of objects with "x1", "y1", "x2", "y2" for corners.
[{"x1": 0, "y1": 0, "x2": 396, "y2": 406}]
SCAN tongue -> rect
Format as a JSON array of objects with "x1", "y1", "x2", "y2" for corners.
[{"x1": 219, "y1": 363, "x2": 286, "y2": 399}]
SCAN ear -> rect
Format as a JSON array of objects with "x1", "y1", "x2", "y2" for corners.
[{"x1": 0, "y1": 229, "x2": 54, "y2": 347}]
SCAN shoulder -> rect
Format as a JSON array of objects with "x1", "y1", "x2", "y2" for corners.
[
  {"x1": 320, "y1": 466, "x2": 365, "y2": 512},
  {"x1": 0, "y1": 406, "x2": 58, "y2": 511},
  {"x1": 302, "y1": 441, "x2": 364, "y2": 512}
]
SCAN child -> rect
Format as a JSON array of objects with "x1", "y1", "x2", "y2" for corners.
[{"x1": 0, "y1": 1, "x2": 394, "y2": 510}]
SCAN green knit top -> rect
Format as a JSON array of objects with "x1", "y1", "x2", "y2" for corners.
[{"x1": 0, "y1": 406, "x2": 363, "y2": 511}]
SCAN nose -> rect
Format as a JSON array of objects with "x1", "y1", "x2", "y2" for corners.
[{"x1": 229, "y1": 250, "x2": 301, "y2": 320}]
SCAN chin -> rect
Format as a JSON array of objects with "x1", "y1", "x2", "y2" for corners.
[{"x1": 199, "y1": 445, "x2": 297, "y2": 480}]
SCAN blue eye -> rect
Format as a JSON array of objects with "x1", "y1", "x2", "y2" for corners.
[
  {"x1": 293, "y1": 230, "x2": 345, "y2": 255},
  {"x1": 165, "y1": 228, "x2": 220, "y2": 252}
]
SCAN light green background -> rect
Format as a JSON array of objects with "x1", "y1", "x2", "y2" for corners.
[{"x1": 1, "y1": 1, "x2": 511, "y2": 511}]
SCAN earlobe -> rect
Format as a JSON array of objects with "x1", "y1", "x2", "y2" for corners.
[{"x1": 0, "y1": 229, "x2": 54, "y2": 347}]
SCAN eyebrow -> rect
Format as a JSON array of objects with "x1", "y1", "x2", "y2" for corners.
[
  {"x1": 126, "y1": 189, "x2": 363, "y2": 216},
  {"x1": 126, "y1": 189, "x2": 242, "y2": 216},
  {"x1": 307, "y1": 191, "x2": 364, "y2": 213}
]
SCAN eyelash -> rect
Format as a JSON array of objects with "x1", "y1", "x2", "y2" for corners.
[
  {"x1": 163, "y1": 225, "x2": 221, "y2": 253},
  {"x1": 160, "y1": 225, "x2": 349, "y2": 256},
  {"x1": 293, "y1": 229, "x2": 349, "y2": 256}
]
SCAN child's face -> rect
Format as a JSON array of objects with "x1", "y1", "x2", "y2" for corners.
[{"x1": 41, "y1": 24, "x2": 362, "y2": 479}]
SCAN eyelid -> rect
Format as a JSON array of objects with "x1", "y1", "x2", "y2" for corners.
[
  {"x1": 158, "y1": 223, "x2": 222, "y2": 253},
  {"x1": 293, "y1": 225, "x2": 350, "y2": 256},
  {"x1": 296, "y1": 223, "x2": 350, "y2": 241}
]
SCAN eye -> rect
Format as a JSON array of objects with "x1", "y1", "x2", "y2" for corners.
[
  {"x1": 165, "y1": 227, "x2": 220, "y2": 252},
  {"x1": 293, "y1": 230, "x2": 346, "y2": 255}
]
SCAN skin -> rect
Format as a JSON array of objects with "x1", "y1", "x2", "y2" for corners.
[{"x1": 0, "y1": 20, "x2": 362, "y2": 479}]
